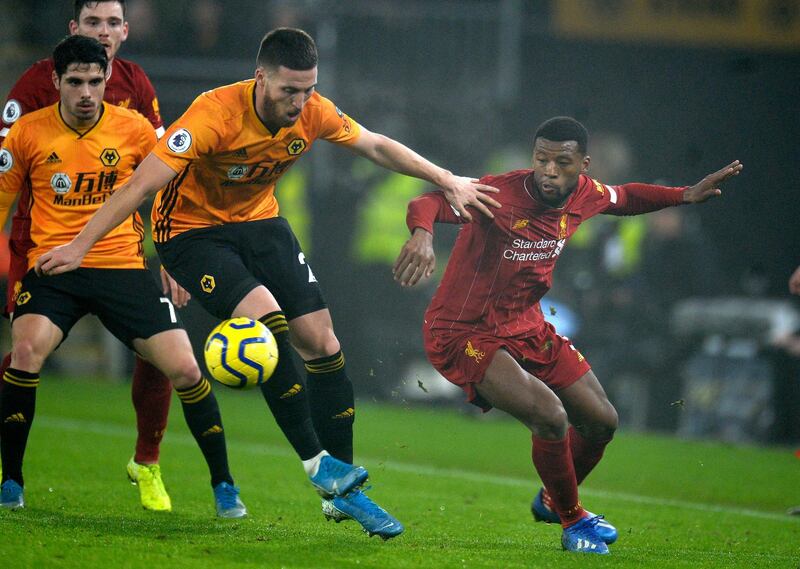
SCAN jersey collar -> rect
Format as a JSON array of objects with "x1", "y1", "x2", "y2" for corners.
[{"x1": 56, "y1": 101, "x2": 107, "y2": 139}]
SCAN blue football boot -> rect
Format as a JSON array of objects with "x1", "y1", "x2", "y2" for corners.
[
  {"x1": 561, "y1": 515, "x2": 610, "y2": 555},
  {"x1": 309, "y1": 455, "x2": 368, "y2": 498},
  {"x1": 531, "y1": 487, "x2": 617, "y2": 544},
  {"x1": 213, "y1": 482, "x2": 247, "y2": 518},
  {"x1": 1, "y1": 480, "x2": 25, "y2": 510},
  {"x1": 322, "y1": 489, "x2": 404, "y2": 540}
]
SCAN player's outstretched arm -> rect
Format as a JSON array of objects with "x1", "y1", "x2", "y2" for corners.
[
  {"x1": 682, "y1": 160, "x2": 743, "y2": 204},
  {"x1": 348, "y1": 127, "x2": 501, "y2": 221},
  {"x1": 790, "y1": 266, "x2": 800, "y2": 295},
  {"x1": 35, "y1": 154, "x2": 178, "y2": 276},
  {"x1": 393, "y1": 228, "x2": 435, "y2": 287}
]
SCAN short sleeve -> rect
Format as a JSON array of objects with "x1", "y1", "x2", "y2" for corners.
[
  {"x1": 316, "y1": 95, "x2": 361, "y2": 145},
  {"x1": 0, "y1": 125, "x2": 28, "y2": 195},
  {"x1": 138, "y1": 118, "x2": 158, "y2": 160},
  {"x1": 151, "y1": 95, "x2": 221, "y2": 173}
]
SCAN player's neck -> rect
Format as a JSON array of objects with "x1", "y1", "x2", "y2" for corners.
[
  {"x1": 252, "y1": 89, "x2": 282, "y2": 136},
  {"x1": 59, "y1": 102, "x2": 103, "y2": 133}
]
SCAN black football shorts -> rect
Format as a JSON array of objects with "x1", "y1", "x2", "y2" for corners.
[
  {"x1": 155, "y1": 217, "x2": 327, "y2": 320},
  {"x1": 13, "y1": 267, "x2": 183, "y2": 348}
]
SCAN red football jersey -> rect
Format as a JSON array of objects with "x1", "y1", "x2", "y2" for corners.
[{"x1": 407, "y1": 170, "x2": 686, "y2": 338}]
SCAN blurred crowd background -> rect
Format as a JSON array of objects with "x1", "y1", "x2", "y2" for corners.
[{"x1": 1, "y1": 0, "x2": 798, "y2": 444}]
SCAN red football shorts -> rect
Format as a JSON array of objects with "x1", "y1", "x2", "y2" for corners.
[
  {"x1": 5, "y1": 237, "x2": 31, "y2": 316},
  {"x1": 422, "y1": 321, "x2": 591, "y2": 411}
]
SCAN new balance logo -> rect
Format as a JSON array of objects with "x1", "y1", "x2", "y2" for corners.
[
  {"x1": 46, "y1": 152, "x2": 61, "y2": 164},
  {"x1": 332, "y1": 407, "x2": 354, "y2": 419},
  {"x1": 280, "y1": 383, "x2": 303, "y2": 399},
  {"x1": 4, "y1": 412, "x2": 26, "y2": 424},
  {"x1": 233, "y1": 148, "x2": 248, "y2": 158},
  {"x1": 202, "y1": 425, "x2": 223, "y2": 437}
]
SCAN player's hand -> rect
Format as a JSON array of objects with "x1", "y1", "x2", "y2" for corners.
[
  {"x1": 161, "y1": 267, "x2": 191, "y2": 307},
  {"x1": 683, "y1": 160, "x2": 743, "y2": 204},
  {"x1": 34, "y1": 241, "x2": 88, "y2": 276},
  {"x1": 441, "y1": 174, "x2": 501, "y2": 221},
  {"x1": 789, "y1": 265, "x2": 800, "y2": 295},
  {"x1": 393, "y1": 228, "x2": 435, "y2": 287}
]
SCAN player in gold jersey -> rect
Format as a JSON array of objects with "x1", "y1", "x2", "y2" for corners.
[
  {"x1": 0, "y1": 0, "x2": 175, "y2": 513},
  {"x1": 0, "y1": 35, "x2": 246, "y2": 518},
  {"x1": 37, "y1": 28, "x2": 501, "y2": 539}
]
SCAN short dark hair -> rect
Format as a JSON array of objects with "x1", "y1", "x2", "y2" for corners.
[
  {"x1": 74, "y1": 0, "x2": 126, "y2": 22},
  {"x1": 256, "y1": 28, "x2": 318, "y2": 70},
  {"x1": 534, "y1": 116, "x2": 588, "y2": 155},
  {"x1": 53, "y1": 34, "x2": 109, "y2": 78}
]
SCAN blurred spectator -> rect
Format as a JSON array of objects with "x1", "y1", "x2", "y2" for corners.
[
  {"x1": 789, "y1": 265, "x2": 800, "y2": 295},
  {"x1": 125, "y1": 0, "x2": 157, "y2": 46},
  {"x1": 191, "y1": 0, "x2": 222, "y2": 54},
  {"x1": 768, "y1": 265, "x2": 800, "y2": 443},
  {"x1": 576, "y1": 205, "x2": 726, "y2": 431}
]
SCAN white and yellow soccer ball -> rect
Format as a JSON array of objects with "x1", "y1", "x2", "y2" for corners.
[{"x1": 204, "y1": 317, "x2": 279, "y2": 388}]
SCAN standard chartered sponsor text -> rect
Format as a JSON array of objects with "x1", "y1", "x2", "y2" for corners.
[{"x1": 503, "y1": 238, "x2": 564, "y2": 261}]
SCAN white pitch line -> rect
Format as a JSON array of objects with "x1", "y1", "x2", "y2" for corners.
[{"x1": 36, "y1": 416, "x2": 798, "y2": 524}]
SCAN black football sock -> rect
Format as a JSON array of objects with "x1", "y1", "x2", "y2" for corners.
[
  {"x1": 305, "y1": 351, "x2": 354, "y2": 464},
  {"x1": 1, "y1": 368, "x2": 40, "y2": 485},
  {"x1": 259, "y1": 312, "x2": 323, "y2": 461},
  {"x1": 176, "y1": 378, "x2": 233, "y2": 487}
]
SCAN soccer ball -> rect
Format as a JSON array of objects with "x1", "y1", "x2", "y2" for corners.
[{"x1": 204, "y1": 317, "x2": 279, "y2": 389}]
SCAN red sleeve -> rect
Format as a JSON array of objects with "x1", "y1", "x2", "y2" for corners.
[
  {"x1": 406, "y1": 191, "x2": 467, "y2": 234},
  {"x1": 604, "y1": 182, "x2": 687, "y2": 216},
  {"x1": 1, "y1": 61, "x2": 57, "y2": 139},
  {"x1": 131, "y1": 65, "x2": 163, "y2": 132}
]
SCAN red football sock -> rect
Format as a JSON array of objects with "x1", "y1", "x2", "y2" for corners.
[
  {"x1": 569, "y1": 425, "x2": 612, "y2": 485},
  {"x1": 131, "y1": 356, "x2": 172, "y2": 464},
  {"x1": 532, "y1": 435, "x2": 585, "y2": 527}
]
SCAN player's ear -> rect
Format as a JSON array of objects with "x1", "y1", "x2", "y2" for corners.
[
  {"x1": 68, "y1": 19, "x2": 78, "y2": 35},
  {"x1": 254, "y1": 66, "x2": 265, "y2": 87},
  {"x1": 581, "y1": 155, "x2": 591, "y2": 173},
  {"x1": 120, "y1": 21, "x2": 129, "y2": 42},
  {"x1": 52, "y1": 70, "x2": 60, "y2": 91}
]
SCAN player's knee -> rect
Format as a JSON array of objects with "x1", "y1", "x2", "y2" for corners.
[
  {"x1": 11, "y1": 339, "x2": 47, "y2": 372},
  {"x1": 529, "y1": 403, "x2": 569, "y2": 439},
  {"x1": 580, "y1": 402, "x2": 619, "y2": 440},
  {"x1": 597, "y1": 403, "x2": 619, "y2": 438},
  {"x1": 293, "y1": 328, "x2": 340, "y2": 359},
  {"x1": 163, "y1": 355, "x2": 202, "y2": 389}
]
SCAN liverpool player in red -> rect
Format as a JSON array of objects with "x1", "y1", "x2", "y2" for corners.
[
  {"x1": 393, "y1": 116, "x2": 742, "y2": 555},
  {"x1": 0, "y1": 0, "x2": 176, "y2": 511}
]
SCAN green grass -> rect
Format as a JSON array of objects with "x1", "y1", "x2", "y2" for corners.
[{"x1": 2, "y1": 376, "x2": 799, "y2": 568}]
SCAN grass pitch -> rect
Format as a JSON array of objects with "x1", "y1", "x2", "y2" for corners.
[{"x1": 1, "y1": 376, "x2": 798, "y2": 568}]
